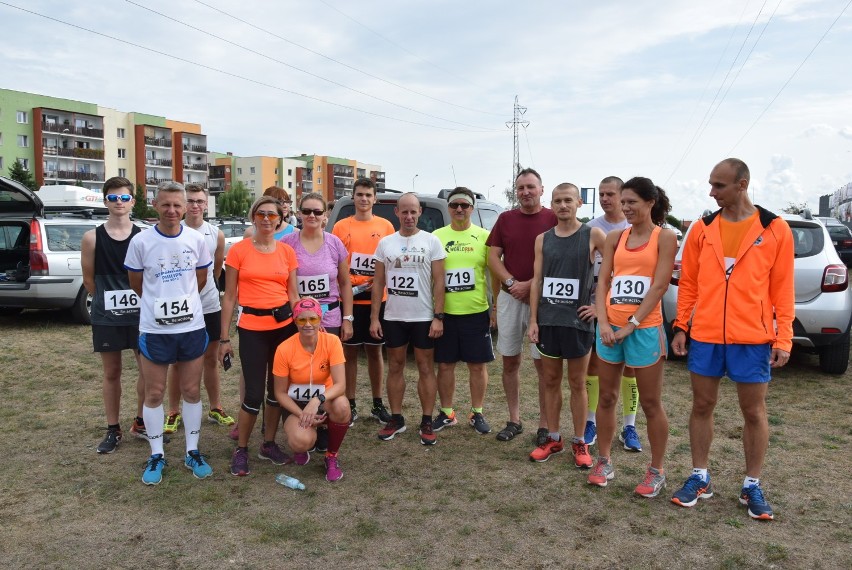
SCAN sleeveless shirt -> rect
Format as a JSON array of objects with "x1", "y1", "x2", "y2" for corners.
[
  {"x1": 91, "y1": 223, "x2": 142, "y2": 326},
  {"x1": 537, "y1": 225, "x2": 594, "y2": 332}
]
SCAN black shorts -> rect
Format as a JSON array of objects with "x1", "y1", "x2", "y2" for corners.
[
  {"x1": 434, "y1": 310, "x2": 494, "y2": 364},
  {"x1": 344, "y1": 303, "x2": 385, "y2": 346},
  {"x1": 536, "y1": 325, "x2": 594, "y2": 360},
  {"x1": 92, "y1": 324, "x2": 139, "y2": 353},
  {"x1": 204, "y1": 310, "x2": 222, "y2": 344},
  {"x1": 383, "y1": 319, "x2": 433, "y2": 350}
]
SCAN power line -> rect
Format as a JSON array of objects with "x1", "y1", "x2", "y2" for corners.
[
  {"x1": 0, "y1": 1, "x2": 495, "y2": 133},
  {"x1": 125, "y1": 0, "x2": 499, "y2": 132},
  {"x1": 191, "y1": 0, "x2": 500, "y2": 117}
]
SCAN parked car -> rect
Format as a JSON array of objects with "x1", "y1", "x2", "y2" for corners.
[
  {"x1": 326, "y1": 189, "x2": 504, "y2": 233},
  {"x1": 0, "y1": 176, "x2": 149, "y2": 324},
  {"x1": 662, "y1": 211, "x2": 851, "y2": 374},
  {"x1": 817, "y1": 217, "x2": 852, "y2": 266}
]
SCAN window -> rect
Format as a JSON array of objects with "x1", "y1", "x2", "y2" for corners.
[
  {"x1": 288, "y1": 169, "x2": 292, "y2": 176},
  {"x1": 16, "y1": 111, "x2": 28, "y2": 124},
  {"x1": 317, "y1": 177, "x2": 322, "y2": 185},
  {"x1": 17, "y1": 158, "x2": 29, "y2": 170},
  {"x1": 118, "y1": 168, "x2": 127, "y2": 178},
  {"x1": 117, "y1": 128, "x2": 125, "y2": 138},
  {"x1": 250, "y1": 166, "x2": 256, "y2": 175},
  {"x1": 0, "y1": 132, "x2": 3, "y2": 145},
  {"x1": 249, "y1": 180, "x2": 256, "y2": 188},
  {"x1": 0, "y1": 157, "x2": 3, "y2": 171},
  {"x1": 237, "y1": 167, "x2": 242, "y2": 175},
  {"x1": 117, "y1": 148, "x2": 126, "y2": 159},
  {"x1": 17, "y1": 135, "x2": 28, "y2": 148},
  {"x1": 288, "y1": 181, "x2": 292, "y2": 189},
  {"x1": 317, "y1": 165, "x2": 322, "y2": 172},
  {"x1": 274, "y1": 168, "x2": 278, "y2": 175}
]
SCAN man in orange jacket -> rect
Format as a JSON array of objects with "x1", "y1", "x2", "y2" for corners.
[{"x1": 670, "y1": 158, "x2": 794, "y2": 521}]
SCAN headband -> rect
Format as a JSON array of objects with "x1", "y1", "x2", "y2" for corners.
[{"x1": 293, "y1": 297, "x2": 322, "y2": 320}]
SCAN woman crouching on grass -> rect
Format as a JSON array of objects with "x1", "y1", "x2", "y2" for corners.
[{"x1": 273, "y1": 297, "x2": 351, "y2": 482}]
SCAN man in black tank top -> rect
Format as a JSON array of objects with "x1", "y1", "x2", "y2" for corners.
[
  {"x1": 81, "y1": 177, "x2": 146, "y2": 454},
  {"x1": 527, "y1": 184, "x2": 606, "y2": 467}
]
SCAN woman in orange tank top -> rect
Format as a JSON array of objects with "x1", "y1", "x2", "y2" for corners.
[{"x1": 591, "y1": 177, "x2": 678, "y2": 498}]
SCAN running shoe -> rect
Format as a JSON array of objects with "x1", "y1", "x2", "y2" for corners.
[
  {"x1": 619, "y1": 425, "x2": 643, "y2": 452},
  {"x1": 324, "y1": 453, "x2": 343, "y2": 482},
  {"x1": 739, "y1": 483, "x2": 774, "y2": 520},
  {"x1": 572, "y1": 441, "x2": 593, "y2": 469},
  {"x1": 294, "y1": 451, "x2": 310, "y2": 466},
  {"x1": 587, "y1": 457, "x2": 614, "y2": 487},
  {"x1": 419, "y1": 421, "x2": 437, "y2": 446},
  {"x1": 184, "y1": 450, "x2": 213, "y2": 479},
  {"x1": 228, "y1": 425, "x2": 239, "y2": 441},
  {"x1": 635, "y1": 465, "x2": 666, "y2": 498},
  {"x1": 469, "y1": 412, "x2": 492, "y2": 434},
  {"x1": 349, "y1": 404, "x2": 358, "y2": 427},
  {"x1": 529, "y1": 437, "x2": 565, "y2": 462},
  {"x1": 671, "y1": 474, "x2": 714, "y2": 507},
  {"x1": 535, "y1": 427, "x2": 549, "y2": 446},
  {"x1": 378, "y1": 417, "x2": 406, "y2": 441},
  {"x1": 208, "y1": 408, "x2": 236, "y2": 426},
  {"x1": 163, "y1": 413, "x2": 181, "y2": 434},
  {"x1": 96, "y1": 426, "x2": 122, "y2": 454},
  {"x1": 129, "y1": 418, "x2": 147, "y2": 440},
  {"x1": 142, "y1": 453, "x2": 166, "y2": 485},
  {"x1": 584, "y1": 420, "x2": 597, "y2": 446},
  {"x1": 315, "y1": 427, "x2": 329, "y2": 452},
  {"x1": 370, "y1": 402, "x2": 392, "y2": 424},
  {"x1": 230, "y1": 447, "x2": 250, "y2": 476},
  {"x1": 431, "y1": 410, "x2": 457, "y2": 432},
  {"x1": 258, "y1": 441, "x2": 292, "y2": 465}
]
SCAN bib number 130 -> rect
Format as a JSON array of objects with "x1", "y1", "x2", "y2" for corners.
[
  {"x1": 154, "y1": 294, "x2": 193, "y2": 325},
  {"x1": 610, "y1": 275, "x2": 650, "y2": 305}
]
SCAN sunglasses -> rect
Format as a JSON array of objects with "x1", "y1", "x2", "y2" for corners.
[
  {"x1": 449, "y1": 202, "x2": 472, "y2": 210},
  {"x1": 254, "y1": 211, "x2": 280, "y2": 221},
  {"x1": 295, "y1": 315, "x2": 321, "y2": 325},
  {"x1": 106, "y1": 194, "x2": 133, "y2": 202},
  {"x1": 301, "y1": 208, "x2": 325, "y2": 217}
]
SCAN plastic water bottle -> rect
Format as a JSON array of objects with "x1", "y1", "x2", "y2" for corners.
[
  {"x1": 275, "y1": 473, "x2": 305, "y2": 490},
  {"x1": 352, "y1": 282, "x2": 372, "y2": 295}
]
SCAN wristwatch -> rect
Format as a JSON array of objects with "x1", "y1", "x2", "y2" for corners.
[
  {"x1": 628, "y1": 315, "x2": 641, "y2": 327},
  {"x1": 342, "y1": 315, "x2": 354, "y2": 323},
  {"x1": 433, "y1": 313, "x2": 445, "y2": 321},
  {"x1": 316, "y1": 394, "x2": 326, "y2": 404},
  {"x1": 503, "y1": 278, "x2": 515, "y2": 288}
]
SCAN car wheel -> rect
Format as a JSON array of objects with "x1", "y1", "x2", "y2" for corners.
[
  {"x1": 818, "y1": 329, "x2": 850, "y2": 375},
  {"x1": 0, "y1": 307, "x2": 24, "y2": 317},
  {"x1": 70, "y1": 286, "x2": 93, "y2": 325}
]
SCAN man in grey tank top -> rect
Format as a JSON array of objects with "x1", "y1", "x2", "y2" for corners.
[{"x1": 528, "y1": 183, "x2": 606, "y2": 467}]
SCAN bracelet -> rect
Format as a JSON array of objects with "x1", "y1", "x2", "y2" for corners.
[{"x1": 219, "y1": 339, "x2": 231, "y2": 344}]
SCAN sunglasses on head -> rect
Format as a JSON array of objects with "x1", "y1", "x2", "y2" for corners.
[
  {"x1": 301, "y1": 208, "x2": 325, "y2": 217},
  {"x1": 254, "y1": 211, "x2": 280, "y2": 221},
  {"x1": 295, "y1": 315, "x2": 321, "y2": 325},
  {"x1": 449, "y1": 202, "x2": 471, "y2": 210},
  {"x1": 106, "y1": 194, "x2": 133, "y2": 202}
]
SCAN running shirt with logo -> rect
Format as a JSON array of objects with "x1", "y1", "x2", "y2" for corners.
[
  {"x1": 225, "y1": 239, "x2": 298, "y2": 331},
  {"x1": 485, "y1": 207, "x2": 556, "y2": 282},
  {"x1": 272, "y1": 332, "x2": 345, "y2": 401},
  {"x1": 182, "y1": 219, "x2": 221, "y2": 314},
  {"x1": 433, "y1": 223, "x2": 490, "y2": 315},
  {"x1": 331, "y1": 215, "x2": 395, "y2": 304},
  {"x1": 124, "y1": 225, "x2": 212, "y2": 334},
  {"x1": 91, "y1": 224, "x2": 142, "y2": 326},
  {"x1": 605, "y1": 226, "x2": 663, "y2": 328},
  {"x1": 537, "y1": 226, "x2": 594, "y2": 332},
  {"x1": 373, "y1": 230, "x2": 446, "y2": 322},
  {"x1": 280, "y1": 232, "x2": 348, "y2": 328}
]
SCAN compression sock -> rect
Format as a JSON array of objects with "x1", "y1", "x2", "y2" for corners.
[
  {"x1": 182, "y1": 400, "x2": 203, "y2": 453},
  {"x1": 143, "y1": 405, "x2": 165, "y2": 456},
  {"x1": 326, "y1": 421, "x2": 350, "y2": 455},
  {"x1": 622, "y1": 376, "x2": 638, "y2": 426},
  {"x1": 586, "y1": 376, "x2": 599, "y2": 421},
  {"x1": 440, "y1": 407, "x2": 455, "y2": 417},
  {"x1": 471, "y1": 407, "x2": 483, "y2": 414}
]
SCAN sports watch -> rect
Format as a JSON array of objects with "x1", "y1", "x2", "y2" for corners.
[
  {"x1": 433, "y1": 313, "x2": 445, "y2": 321},
  {"x1": 342, "y1": 315, "x2": 354, "y2": 323},
  {"x1": 316, "y1": 394, "x2": 326, "y2": 404},
  {"x1": 628, "y1": 315, "x2": 641, "y2": 327},
  {"x1": 503, "y1": 278, "x2": 515, "y2": 288}
]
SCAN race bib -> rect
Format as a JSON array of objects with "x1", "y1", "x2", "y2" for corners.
[
  {"x1": 543, "y1": 277, "x2": 579, "y2": 304},
  {"x1": 288, "y1": 384, "x2": 326, "y2": 402},
  {"x1": 445, "y1": 268, "x2": 474, "y2": 293},
  {"x1": 298, "y1": 274, "x2": 331, "y2": 298},
  {"x1": 350, "y1": 252, "x2": 376, "y2": 276},
  {"x1": 387, "y1": 270, "x2": 418, "y2": 297},
  {"x1": 154, "y1": 294, "x2": 193, "y2": 325},
  {"x1": 104, "y1": 289, "x2": 139, "y2": 313},
  {"x1": 609, "y1": 275, "x2": 651, "y2": 305}
]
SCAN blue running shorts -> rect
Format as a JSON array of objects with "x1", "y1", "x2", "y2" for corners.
[
  {"x1": 139, "y1": 328, "x2": 208, "y2": 365},
  {"x1": 595, "y1": 324, "x2": 667, "y2": 368},
  {"x1": 688, "y1": 340, "x2": 771, "y2": 383}
]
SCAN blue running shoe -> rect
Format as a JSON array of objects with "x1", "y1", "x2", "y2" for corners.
[
  {"x1": 142, "y1": 453, "x2": 167, "y2": 485},
  {"x1": 619, "y1": 425, "x2": 642, "y2": 452},
  {"x1": 584, "y1": 421, "x2": 597, "y2": 446},
  {"x1": 671, "y1": 474, "x2": 713, "y2": 507},
  {"x1": 184, "y1": 450, "x2": 213, "y2": 479},
  {"x1": 739, "y1": 484, "x2": 774, "y2": 520}
]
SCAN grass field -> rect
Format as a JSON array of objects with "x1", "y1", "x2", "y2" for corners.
[{"x1": 1, "y1": 310, "x2": 850, "y2": 569}]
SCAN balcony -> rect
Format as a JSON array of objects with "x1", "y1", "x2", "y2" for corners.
[
  {"x1": 302, "y1": 181, "x2": 313, "y2": 191},
  {"x1": 183, "y1": 143, "x2": 207, "y2": 153},
  {"x1": 333, "y1": 176, "x2": 354, "y2": 189},
  {"x1": 46, "y1": 147, "x2": 105, "y2": 160},
  {"x1": 372, "y1": 171, "x2": 386, "y2": 182},
  {"x1": 147, "y1": 158, "x2": 173, "y2": 167},
  {"x1": 183, "y1": 180, "x2": 208, "y2": 189},
  {"x1": 42, "y1": 122, "x2": 104, "y2": 138},
  {"x1": 184, "y1": 163, "x2": 208, "y2": 171},
  {"x1": 333, "y1": 165, "x2": 354, "y2": 177},
  {"x1": 144, "y1": 136, "x2": 172, "y2": 148},
  {"x1": 209, "y1": 165, "x2": 227, "y2": 179},
  {"x1": 45, "y1": 170, "x2": 105, "y2": 182},
  {"x1": 145, "y1": 176, "x2": 171, "y2": 186}
]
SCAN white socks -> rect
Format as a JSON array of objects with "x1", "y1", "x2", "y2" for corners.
[
  {"x1": 182, "y1": 400, "x2": 202, "y2": 453},
  {"x1": 143, "y1": 405, "x2": 165, "y2": 456},
  {"x1": 692, "y1": 467, "x2": 709, "y2": 482}
]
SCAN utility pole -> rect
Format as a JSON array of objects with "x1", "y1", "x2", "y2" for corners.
[{"x1": 505, "y1": 95, "x2": 529, "y2": 208}]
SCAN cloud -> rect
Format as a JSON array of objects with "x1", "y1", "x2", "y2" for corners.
[
  {"x1": 840, "y1": 127, "x2": 852, "y2": 140},
  {"x1": 762, "y1": 154, "x2": 806, "y2": 209},
  {"x1": 799, "y1": 123, "x2": 835, "y2": 137}
]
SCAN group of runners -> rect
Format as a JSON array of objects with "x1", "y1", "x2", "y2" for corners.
[{"x1": 87, "y1": 157, "x2": 792, "y2": 522}]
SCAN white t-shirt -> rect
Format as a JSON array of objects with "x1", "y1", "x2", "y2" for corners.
[
  {"x1": 182, "y1": 220, "x2": 221, "y2": 314},
  {"x1": 373, "y1": 230, "x2": 446, "y2": 322},
  {"x1": 124, "y1": 225, "x2": 212, "y2": 334}
]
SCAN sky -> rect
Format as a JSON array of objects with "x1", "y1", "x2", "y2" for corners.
[{"x1": 1, "y1": 0, "x2": 851, "y2": 220}]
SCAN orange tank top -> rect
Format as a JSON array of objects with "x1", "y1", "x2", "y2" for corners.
[{"x1": 605, "y1": 226, "x2": 663, "y2": 328}]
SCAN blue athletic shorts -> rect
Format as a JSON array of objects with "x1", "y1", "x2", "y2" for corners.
[
  {"x1": 688, "y1": 340, "x2": 771, "y2": 383},
  {"x1": 595, "y1": 324, "x2": 666, "y2": 368},
  {"x1": 139, "y1": 328, "x2": 208, "y2": 365}
]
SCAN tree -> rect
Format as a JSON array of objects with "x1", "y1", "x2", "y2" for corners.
[
  {"x1": 218, "y1": 181, "x2": 252, "y2": 217},
  {"x1": 132, "y1": 182, "x2": 157, "y2": 219},
  {"x1": 665, "y1": 215, "x2": 683, "y2": 230},
  {"x1": 782, "y1": 201, "x2": 810, "y2": 215},
  {"x1": 502, "y1": 184, "x2": 518, "y2": 209},
  {"x1": 8, "y1": 160, "x2": 38, "y2": 191}
]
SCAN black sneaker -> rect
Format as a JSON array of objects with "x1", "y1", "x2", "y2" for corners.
[
  {"x1": 536, "y1": 427, "x2": 549, "y2": 446},
  {"x1": 431, "y1": 410, "x2": 458, "y2": 432},
  {"x1": 370, "y1": 402, "x2": 392, "y2": 424},
  {"x1": 315, "y1": 427, "x2": 329, "y2": 452},
  {"x1": 97, "y1": 426, "x2": 122, "y2": 454},
  {"x1": 469, "y1": 412, "x2": 492, "y2": 434}
]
